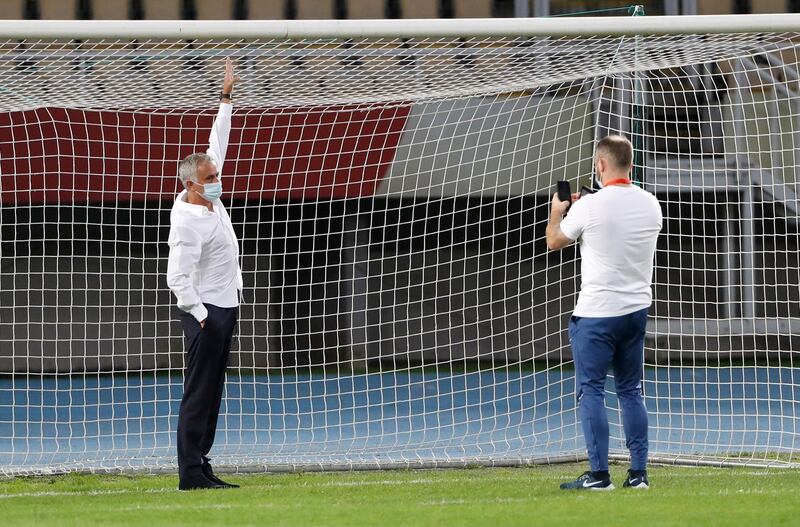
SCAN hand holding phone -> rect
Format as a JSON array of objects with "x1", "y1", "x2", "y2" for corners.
[{"x1": 556, "y1": 181, "x2": 572, "y2": 211}]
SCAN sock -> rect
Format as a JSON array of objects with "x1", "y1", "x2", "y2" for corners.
[{"x1": 592, "y1": 470, "x2": 610, "y2": 480}]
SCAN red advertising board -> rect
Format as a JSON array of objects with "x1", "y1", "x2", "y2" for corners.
[{"x1": 0, "y1": 103, "x2": 410, "y2": 204}]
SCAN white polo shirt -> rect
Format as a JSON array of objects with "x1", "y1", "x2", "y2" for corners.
[
  {"x1": 166, "y1": 103, "x2": 242, "y2": 323},
  {"x1": 559, "y1": 183, "x2": 662, "y2": 318}
]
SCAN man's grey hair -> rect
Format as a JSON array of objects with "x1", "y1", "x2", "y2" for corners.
[{"x1": 178, "y1": 153, "x2": 215, "y2": 185}]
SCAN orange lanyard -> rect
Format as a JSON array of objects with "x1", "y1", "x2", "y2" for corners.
[{"x1": 603, "y1": 178, "x2": 632, "y2": 187}]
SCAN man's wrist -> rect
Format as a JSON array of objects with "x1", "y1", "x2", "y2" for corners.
[
  {"x1": 219, "y1": 91, "x2": 232, "y2": 102},
  {"x1": 190, "y1": 303, "x2": 208, "y2": 323}
]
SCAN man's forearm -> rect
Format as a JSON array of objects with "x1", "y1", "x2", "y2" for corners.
[
  {"x1": 166, "y1": 270, "x2": 207, "y2": 322},
  {"x1": 167, "y1": 231, "x2": 205, "y2": 321},
  {"x1": 546, "y1": 209, "x2": 574, "y2": 251},
  {"x1": 546, "y1": 211, "x2": 562, "y2": 246},
  {"x1": 207, "y1": 102, "x2": 232, "y2": 172}
]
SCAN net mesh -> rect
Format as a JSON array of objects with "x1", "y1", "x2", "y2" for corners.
[{"x1": 0, "y1": 29, "x2": 799, "y2": 475}]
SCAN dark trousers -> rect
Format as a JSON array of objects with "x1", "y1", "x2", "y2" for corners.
[
  {"x1": 568, "y1": 307, "x2": 649, "y2": 472},
  {"x1": 177, "y1": 303, "x2": 237, "y2": 481}
]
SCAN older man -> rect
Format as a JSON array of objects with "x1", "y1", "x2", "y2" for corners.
[
  {"x1": 167, "y1": 58, "x2": 241, "y2": 490},
  {"x1": 546, "y1": 135, "x2": 662, "y2": 491}
]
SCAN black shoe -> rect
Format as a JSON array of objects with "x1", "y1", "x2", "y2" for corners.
[
  {"x1": 622, "y1": 469, "x2": 650, "y2": 489},
  {"x1": 559, "y1": 471, "x2": 614, "y2": 491},
  {"x1": 206, "y1": 473, "x2": 240, "y2": 488},
  {"x1": 178, "y1": 475, "x2": 227, "y2": 491},
  {"x1": 202, "y1": 461, "x2": 240, "y2": 488}
]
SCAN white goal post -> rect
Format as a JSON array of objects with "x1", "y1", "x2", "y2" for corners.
[{"x1": 0, "y1": 14, "x2": 799, "y2": 475}]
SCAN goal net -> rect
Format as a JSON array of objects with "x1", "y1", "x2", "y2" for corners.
[{"x1": 1, "y1": 16, "x2": 799, "y2": 475}]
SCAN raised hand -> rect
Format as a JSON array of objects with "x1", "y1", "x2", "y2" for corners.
[{"x1": 222, "y1": 57, "x2": 241, "y2": 96}]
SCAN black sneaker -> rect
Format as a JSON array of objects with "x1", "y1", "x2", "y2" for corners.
[
  {"x1": 559, "y1": 471, "x2": 614, "y2": 491},
  {"x1": 622, "y1": 469, "x2": 650, "y2": 489}
]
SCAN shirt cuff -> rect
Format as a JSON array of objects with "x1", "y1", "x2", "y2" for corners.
[{"x1": 190, "y1": 303, "x2": 208, "y2": 323}]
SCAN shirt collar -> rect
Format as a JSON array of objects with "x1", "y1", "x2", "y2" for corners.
[{"x1": 175, "y1": 189, "x2": 216, "y2": 216}]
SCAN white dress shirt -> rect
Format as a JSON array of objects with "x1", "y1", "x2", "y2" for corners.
[
  {"x1": 559, "y1": 184, "x2": 662, "y2": 318},
  {"x1": 166, "y1": 103, "x2": 243, "y2": 323}
]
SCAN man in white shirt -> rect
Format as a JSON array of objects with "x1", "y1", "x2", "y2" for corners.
[
  {"x1": 167, "y1": 58, "x2": 242, "y2": 490},
  {"x1": 546, "y1": 135, "x2": 662, "y2": 491}
]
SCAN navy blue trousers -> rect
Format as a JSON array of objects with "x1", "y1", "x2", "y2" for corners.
[
  {"x1": 568, "y1": 308, "x2": 649, "y2": 472},
  {"x1": 177, "y1": 304, "x2": 237, "y2": 481}
]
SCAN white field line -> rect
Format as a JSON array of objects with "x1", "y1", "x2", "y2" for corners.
[
  {"x1": 0, "y1": 488, "x2": 176, "y2": 499},
  {"x1": 419, "y1": 497, "x2": 530, "y2": 506},
  {"x1": 287, "y1": 477, "x2": 468, "y2": 488},
  {"x1": 113, "y1": 503, "x2": 240, "y2": 511}
]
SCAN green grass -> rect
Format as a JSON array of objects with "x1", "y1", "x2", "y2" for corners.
[{"x1": 2, "y1": 463, "x2": 799, "y2": 526}]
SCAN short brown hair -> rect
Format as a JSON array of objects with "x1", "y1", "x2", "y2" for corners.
[{"x1": 596, "y1": 135, "x2": 633, "y2": 171}]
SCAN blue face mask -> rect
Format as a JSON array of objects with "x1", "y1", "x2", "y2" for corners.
[{"x1": 195, "y1": 180, "x2": 222, "y2": 201}]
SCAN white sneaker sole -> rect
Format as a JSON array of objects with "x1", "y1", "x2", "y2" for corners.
[
  {"x1": 589, "y1": 483, "x2": 615, "y2": 491},
  {"x1": 625, "y1": 482, "x2": 650, "y2": 489}
]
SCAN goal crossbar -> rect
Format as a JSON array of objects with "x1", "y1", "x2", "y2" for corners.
[{"x1": 0, "y1": 14, "x2": 800, "y2": 40}]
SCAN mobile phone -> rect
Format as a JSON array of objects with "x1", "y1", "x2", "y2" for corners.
[
  {"x1": 556, "y1": 181, "x2": 572, "y2": 210},
  {"x1": 580, "y1": 186, "x2": 596, "y2": 197}
]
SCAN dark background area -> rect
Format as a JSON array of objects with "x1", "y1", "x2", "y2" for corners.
[{"x1": 3, "y1": 187, "x2": 799, "y2": 373}]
